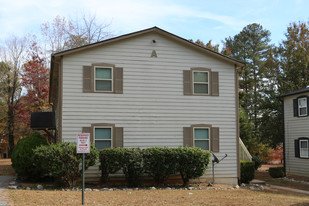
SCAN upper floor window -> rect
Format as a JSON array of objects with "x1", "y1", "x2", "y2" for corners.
[
  {"x1": 83, "y1": 63, "x2": 123, "y2": 94},
  {"x1": 293, "y1": 96, "x2": 309, "y2": 117},
  {"x1": 193, "y1": 71, "x2": 209, "y2": 94},
  {"x1": 95, "y1": 67, "x2": 113, "y2": 92},
  {"x1": 193, "y1": 127, "x2": 210, "y2": 150},
  {"x1": 298, "y1": 97, "x2": 308, "y2": 116}
]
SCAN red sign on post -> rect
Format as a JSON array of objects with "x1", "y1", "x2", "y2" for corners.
[{"x1": 77, "y1": 133, "x2": 90, "y2": 153}]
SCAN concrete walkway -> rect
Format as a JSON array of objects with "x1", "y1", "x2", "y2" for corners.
[
  {"x1": 267, "y1": 184, "x2": 309, "y2": 195},
  {"x1": 0, "y1": 176, "x2": 15, "y2": 206}
]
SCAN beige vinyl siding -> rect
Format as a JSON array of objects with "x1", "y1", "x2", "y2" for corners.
[
  {"x1": 61, "y1": 33, "x2": 238, "y2": 180},
  {"x1": 284, "y1": 93, "x2": 309, "y2": 177}
]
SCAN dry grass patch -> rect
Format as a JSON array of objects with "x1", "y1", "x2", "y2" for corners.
[
  {"x1": 7, "y1": 188, "x2": 309, "y2": 206},
  {"x1": 0, "y1": 159, "x2": 15, "y2": 176}
]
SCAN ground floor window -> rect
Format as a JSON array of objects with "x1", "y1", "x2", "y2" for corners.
[
  {"x1": 94, "y1": 127, "x2": 112, "y2": 150},
  {"x1": 193, "y1": 127, "x2": 210, "y2": 150},
  {"x1": 300, "y1": 139, "x2": 309, "y2": 158}
]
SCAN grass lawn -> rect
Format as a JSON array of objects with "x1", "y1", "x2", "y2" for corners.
[
  {"x1": 0, "y1": 159, "x2": 15, "y2": 176},
  {"x1": 255, "y1": 165, "x2": 309, "y2": 191},
  {"x1": 6, "y1": 188, "x2": 309, "y2": 206}
]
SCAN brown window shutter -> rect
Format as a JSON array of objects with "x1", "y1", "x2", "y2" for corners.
[
  {"x1": 114, "y1": 67, "x2": 123, "y2": 94},
  {"x1": 211, "y1": 72, "x2": 219, "y2": 96},
  {"x1": 183, "y1": 127, "x2": 192, "y2": 147},
  {"x1": 113, "y1": 127, "x2": 123, "y2": 147},
  {"x1": 83, "y1": 66, "x2": 92, "y2": 92},
  {"x1": 211, "y1": 127, "x2": 220, "y2": 152},
  {"x1": 183, "y1": 70, "x2": 192, "y2": 95},
  {"x1": 82, "y1": 127, "x2": 93, "y2": 143}
]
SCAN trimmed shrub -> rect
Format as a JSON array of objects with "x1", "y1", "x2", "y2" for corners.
[
  {"x1": 122, "y1": 148, "x2": 144, "y2": 187},
  {"x1": 269, "y1": 167, "x2": 285, "y2": 178},
  {"x1": 240, "y1": 161, "x2": 255, "y2": 183},
  {"x1": 143, "y1": 147, "x2": 177, "y2": 185},
  {"x1": 252, "y1": 156, "x2": 263, "y2": 170},
  {"x1": 100, "y1": 148, "x2": 124, "y2": 183},
  {"x1": 176, "y1": 147, "x2": 211, "y2": 186},
  {"x1": 33, "y1": 142, "x2": 98, "y2": 187},
  {"x1": 11, "y1": 132, "x2": 48, "y2": 180}
]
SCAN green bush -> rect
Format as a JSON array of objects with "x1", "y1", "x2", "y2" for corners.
[
  {"x1": 176, "y1": 147, "x2": 211, "y2": 186},
  {"x1": 269, "y1": 167, "x2": 285, "y2": 178},
  {"x1": 11, "y1": 132, "x2": 48, "y2": 180},
  {"x1": 34, "y1": 142, "x2": 98, "y2": 187},
  {"x1": 252, "y1": 156, "x2": 263, "y2": 170},
  {"x1": 100, "y1": 148, "x2": 124, "y2": 183},
  {"x1": 240, "y1": 161, "x2": 255, "y2": 183},
  {"x1": 122, "y1": 148, "x2": 144, "y2": 187},
  {"x1": 143, "y1": 147, "x2": 177, "y2": 185}
]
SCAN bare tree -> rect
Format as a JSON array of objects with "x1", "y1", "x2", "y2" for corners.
[
  {"x1": 41, "y1": 14, "x2": 113, "y2": 53},
  {"x1": 0, "y1": 35, "x2": 28, "y2": 157}
]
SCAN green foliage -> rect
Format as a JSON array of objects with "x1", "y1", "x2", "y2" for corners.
[
  {"x1": 121, "y1": 148, "x2": 144, "y2": 187},
  {"x1": 33, "y1": 142, "x2": 98, "y2": 187},
  {"x1": 240, "y1": 161, "x2": 255, "y2": 183},
  {"x1": 99, "y1": 148, "x2": 124, "y2": 183},
  {"x1": 11, "y1": 132, "x2": 48, "y2": 180},
  {"x1": 176, "y1": 147, "x2": 211, "y2": 186},
  {"x1": 99, "y1": 147, "x2": 211, "y2": 186},
  {"x1": 225, "y1": 23, "x2": 274, "y2": 146},
  {"x1": 143, "y1": 147, "x2": 177, "y2": 185},
  {"x1": 269, "y1": 167, "x2": 285, "y2": 178},
  {"x1": 252, "y1": 156, "x2": 263, "y2": 170}
]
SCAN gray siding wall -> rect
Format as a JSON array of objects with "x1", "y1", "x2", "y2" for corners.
[
  {"x1": 284, "y1": 93, "x2": 309, "y2": 177},
  {"x1": 61, "y1": 33, "x2": 238, "y2": 179}
]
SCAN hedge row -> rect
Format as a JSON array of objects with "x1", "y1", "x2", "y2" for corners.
[{"x1": 100, "y1": 147, "x2": 211, "y2": 186}]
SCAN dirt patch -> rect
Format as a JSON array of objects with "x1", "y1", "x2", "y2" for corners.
[
  {"x1": 0, "y1": 159, "x2": 15, "y2": 176},
  {"x1": 7, "y1": 188, "x2": 309, "y2": 206}
]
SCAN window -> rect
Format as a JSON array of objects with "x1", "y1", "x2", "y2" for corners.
[
  {"x1": 95, "y1": 67, "x2": 113, "y2": 92},
  {"x1": 94, "y1": 127, "x2": 112, "y2": 150},
  {"x1": 193, "y1": 127, "x2": 210, "y2": 150},
  {"x1": 193, "y1": 71, "x2": 209, "y2": 94},
  {"x1": 83, "y1": 63, "x2": 123, "y2": 94},
  {"x1": 300, "y1": 140, "x2": 309, "y2": 158},
  {"x1": 298, "y1": 97, "x2": 307, "y2": 116}
]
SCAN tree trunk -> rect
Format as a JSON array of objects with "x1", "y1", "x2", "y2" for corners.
[{"x1": 8, "y1": 105, "x2": 14, "y2": 158}]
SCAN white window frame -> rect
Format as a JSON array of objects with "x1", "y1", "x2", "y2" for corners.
[
  {"x1": 94, "y1": 66, "x2": 113, "y2": 92},
  {"x1": 193, "y1": 71, "x2": 209, "y2": 95},
  {"x1": 94, "y1": 126, "x2": 113, "y2": 149},
  {"x1": 298, "y1": 97, "x2": 307, "y2": 117},
  {"x1": 193, "y1": 127, "x2": 210, "y2": 151},
  {"x1": 299, "y1": 139, "x2": 309, "y2": 158}
]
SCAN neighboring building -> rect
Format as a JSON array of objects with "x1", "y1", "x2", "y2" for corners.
[
  {"x1": 281, "y1": 87, "x2": 309, "y2": 177},
  {"x1": 49, "y1": 27, "x2": 245, "y2": 185}
]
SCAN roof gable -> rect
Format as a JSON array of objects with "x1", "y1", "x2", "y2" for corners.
[
  {"x1": 281, "y1": 87, "x2": 309, "y2": 98},
  {"x1": 52, "y1": 26, "x2": 245, "y2": 67}
]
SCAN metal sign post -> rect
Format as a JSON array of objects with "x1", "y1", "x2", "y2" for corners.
[{"x1": 77, "y1": 133, "x2": 90, "y2": 205}]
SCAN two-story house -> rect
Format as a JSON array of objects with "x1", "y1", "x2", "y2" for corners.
[
  {"x1": 281, "y1": 87, "x2": 309, "y2": 177},
  {"x1": 49, "y1": 27, "x2": 245, "y2": 185}
]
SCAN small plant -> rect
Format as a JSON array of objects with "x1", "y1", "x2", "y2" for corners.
[
  {"x1": 100, "y1": 148, "x2": 124, "y2": 183},
  {"x1": 11, "y1": 132, "x2": 48, "y2": 180},
  {"x1": 143, "y1": 147, "x2": 177, "y2": 185},
  {"x1": 176, "y1": 147, "x2": 211, "y2": 186},
  {"x1": 34, "y1": 142, "x2": 98, "y2": 187},
  {"x1": 269, "y1": 167, "x2": 285, "y2": 178},
  {"x1": 240, "y1": 161, "x2": 255, "y2": 183}
]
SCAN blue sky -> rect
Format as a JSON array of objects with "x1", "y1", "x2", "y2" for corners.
[{"x1": 0, "y1": 0, "x2": 308, "y2": 47}]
